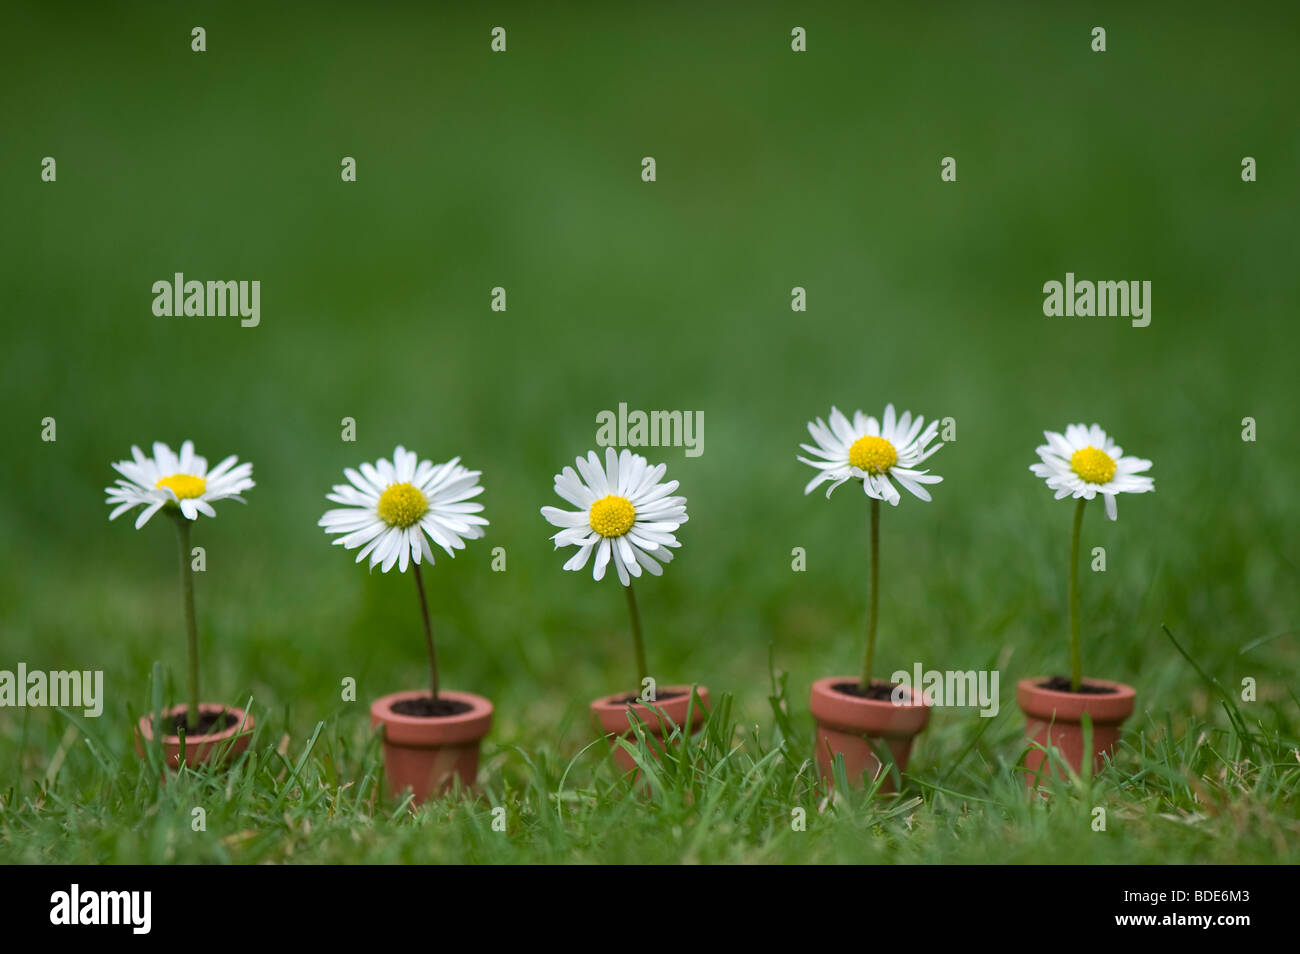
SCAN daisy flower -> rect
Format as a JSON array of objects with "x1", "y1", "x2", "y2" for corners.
[
  {"x1": 319, "y1": 446, "x2": 487, "y2": 574},
  {"x1": 321, "y1": 448, "x2": 488, "y2": 704},
  {"x1": 798, "y1": 404, "x2": 943, "y2": 504},
  {"x1": 797, "y1": 403, "x2": 945, "y2": 693},
  {"x1": 541, "y1": 448, "x2": 687, "y2": 586},
  {"x1": 1030, "y1": 422, "x2": 1154, "y2": 692},
  {"x1": 105, "y1": 439, "x2": 254, "y2": 733},
  {"x1": 1030, "y1": 423, "x2": 1154, "y2": 521},
  {"x1": 106, "y1": 440, "x2": 254, "y2": 528}
]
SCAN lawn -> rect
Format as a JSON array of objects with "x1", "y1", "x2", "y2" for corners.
[{"x1": 1, "y1": 1, "x2": 1297, "y2": 864}]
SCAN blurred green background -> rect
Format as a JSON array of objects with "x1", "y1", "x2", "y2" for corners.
[{"x1": 1, "y1": 0, "x2": 1297, "y2": 823}]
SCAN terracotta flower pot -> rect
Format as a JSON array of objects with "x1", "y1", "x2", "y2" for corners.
[
  {"x1": 1017, "y1": 677, "x2": 1136, "y2": 787},
  {"x1": 590, "y1": 685, "x2": 709, "y2": 774},
  {"x1": 370, "y1": 689, "x2": 493, "y2": 804},
  {"x1": 135, "y1": 703, "x2": 254, "y2": 770},
  {"x1": 809, "y1": 676, "x2": 930, "y2": 791}
]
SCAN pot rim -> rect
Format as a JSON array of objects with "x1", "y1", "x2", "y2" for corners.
[
  {"x1": 590, "y1": 684, "x2": 710, "y2": 737},
  {"x1": 809, "y1": 675, "x2": 931, "y2": 736},
  {"x1": 810, "y1": 675, "x2": 931, "y2": 707},
  {"x1": 136, "y1": 702, "x2": 253, "y2": 745},
  {"x1": 589, "y1": 683, "x2": 709, "y2": 715},
  {"x1": 1016, "y1": 676, "x2": 1136, "y2": 724},
  {"x1": 371, "y1": 689, "x2": 494, "y2": 748}
]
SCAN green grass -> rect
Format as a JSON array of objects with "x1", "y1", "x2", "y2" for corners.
[
  {"x1": 3, "y1": 639, "x2": 1297, "y2": 864},
  {"x1": 1, "y1": 1, "x2": 1298, "y2": 863}
]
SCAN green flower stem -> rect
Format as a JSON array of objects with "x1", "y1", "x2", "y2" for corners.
[
  {"x1": 170, "y1": 514, "x2": 200, "y2": 733},
  {"x1": 860, "y1": 497, "x2": 881, "y2": 691},
  {"x1": 1068, "y1": 497, "x2": 1087, "y2": 692},
  {"x1": 624, "y1": 581, "x2": 648, "y2": 691},
  {"x1": 412, "y1": 562, "x2": 440, "y2": 701}
]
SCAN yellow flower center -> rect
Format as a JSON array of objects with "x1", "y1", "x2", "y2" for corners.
[
  {"x1": 848, "y1": 435, "x2": 897, "y2": 475},
  {"x1": 1070, "y1": 446, "x2": 1116, "y2": 485},
  {"x1": 155, "y1": 474, "x2": 206, "y2": 500},
  {"x1": 377, "y1": 482, "x2": 429, "y2": 528},
  {"x1": 588, "y1": 495, "x2": 636, "y2": 538}
]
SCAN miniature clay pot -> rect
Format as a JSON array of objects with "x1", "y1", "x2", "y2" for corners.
[
  {"x1": 590, "y1": 685, "x2": 710, "y2": 774},
  {"x1": 1017, "y1": 677, "x2": 1136, "y2": 787},
  {"x1": 370, "y1": 689, "x2": 493, "y2": 804},
  {"x1": 809, "y1": 676, "x2": 930, "y2": 791},
  {"x1": 135, "y1": 703, "x2": 254, "y2": 770}
]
